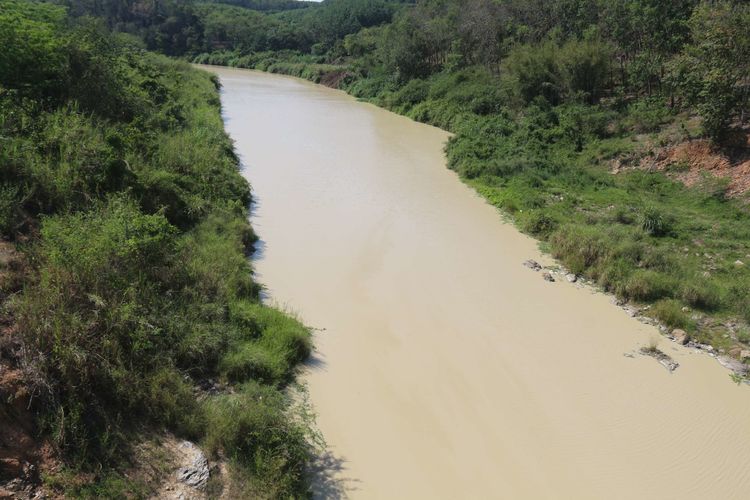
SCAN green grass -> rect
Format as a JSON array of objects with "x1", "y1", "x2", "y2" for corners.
[{"x1": 202, "y1": 382, "x2": 311, "y2": 499}]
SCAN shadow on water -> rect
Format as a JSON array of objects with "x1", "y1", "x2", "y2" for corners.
[
  {"x1": 251, "y1": 237, "x2": 266, "y2": 260},
  {"x1": 307, "y1": 448, "x2": 360, "y2": 499},
  {"x1": 305, "y1": 350, "x2": 328, "y2": 372}
]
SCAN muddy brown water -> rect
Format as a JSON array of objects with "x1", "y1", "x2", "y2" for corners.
[{"x1": 207, "y1": 65, "x2": 750, "y2": 499}]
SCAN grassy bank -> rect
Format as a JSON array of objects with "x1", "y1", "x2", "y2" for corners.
[{"x1": 1, "y1": 1, "x2": 312, "y2": 496}]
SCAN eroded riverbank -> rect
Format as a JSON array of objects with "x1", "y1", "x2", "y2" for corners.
[{"x1": 210, "y1": 66, "x2": 750, "y2": 499}]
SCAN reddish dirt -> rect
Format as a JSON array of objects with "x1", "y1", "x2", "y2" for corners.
[
  {"x1": 0, "y1": 241, "x2": 60, "y2": 499},
  {"x1": 0, "y1": 362, "x2": 60, "y2": 499},
  {"x1": 319, "y1": 70, "x2": 352, "y2": 89},
  {"x1": 640, "y1": 136, "x2": 750, "y2": 198}
]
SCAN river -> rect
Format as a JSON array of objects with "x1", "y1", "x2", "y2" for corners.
[{"x1": 209, "y1": 66, "x2": 750, "y2": 499}]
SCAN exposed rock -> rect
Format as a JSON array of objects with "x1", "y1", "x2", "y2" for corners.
[
  {"x1": 175, "y1": 442, "x2": 209, "y2": 490},
  {"x1": 741, "y1": 350, "x2": 750, "y2": 361},
  {"x1": 523, "y1": 259, "x2": 542, "y2": 271},
  {"x1": 565, "y1": 273, "x2": 577, "y2": 283},
  {"x1": 671, "y1": 329, "x2": 689, "y2": 345},
  {"x1": 542, "y1": 272, "x2": 555, "y2": 282},
  {"x1": 640, "y1": 346, "x2": 679, "y2": 372},
  {"x1": 717, "y1": 355, "x2": 747, "y2": 376},
  {"x1": 735, "y1": 260, "x2": 745, "y2": 267},
  {"x1": 681, "y1": 306, "x2": 691, "y2": 313}
]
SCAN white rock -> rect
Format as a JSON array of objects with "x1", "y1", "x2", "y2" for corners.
[{"x1": 176, "y1": 441, "x2": 209, "y2": 490}]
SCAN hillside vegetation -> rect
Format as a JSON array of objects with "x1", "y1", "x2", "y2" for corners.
[
  {"x1": 0, "y1": 0, "x2": 313, "y2": 496},
  {"x1": 99, "y1": 0, "x2": 750, "y2": 369}
]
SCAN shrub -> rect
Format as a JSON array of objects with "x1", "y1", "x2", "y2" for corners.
[
  {"x1": 549, "y1": 225, "x2": 611, "y2": 275},
  {"x1": 681, "y1": 280, "x2": 721, "y2": 311},
  {"x1": 220, "y1": 302, "x2": 311, "y2": 384},
  {"x1": 0, "y1": 184, "x2": 18, "y2": 236},
  {"x1": 652, "y1": 299, "x2": 695, "y2": 330},
  {"x1": 520, "y1": 210, "x2": 557, "y2": 236},
  {"x1": 16, "y1": 198, "x2": 179, "y2": 459},
  {"x1": 387, "y1": 78, "x2": 429, "y2": 110},
  {"x1": 622, "y1": 270, "x2": 676, "y2": 302},
  {"x1": 203, "y1": 383, "x2": 311, "y2": 498},
  {"x1": 623, "y1": 99, "x2": 672, "y2": 133},
  {"x1": 640, "y1": 206, "x2": 672, "y2": 237}
]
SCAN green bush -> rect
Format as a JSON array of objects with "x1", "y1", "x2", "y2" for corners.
[
  {"x1": 387, "y1": 78, "x2": 429, "y2": 110},
  {"x1": 549, "y1": 225, "x2": 611, "y2": 275},
  {"x1": 640, "y1": 206, "x2": 672, "y2": 237},
  {"x1": 520, "y1": 210, "x2": 557, "y2": 236},
  {"x1": 681, "y1": 280, "x2": 721, "y2": 311},
  {"x1": 622, "y1": 270, "x2": 676, "y2": 302},
  {"x1": 652, "y1": 299, "x2": 695, "y2": 330},
  {"x1": 203, "y1": 383, "x2": 311, "y2": 499},
  {"x1": 17, "y1": 198, "x2": 179, "y2": 458},
  {"x1": 220, "y1": 301, "x2": 311, "y2": 384}
]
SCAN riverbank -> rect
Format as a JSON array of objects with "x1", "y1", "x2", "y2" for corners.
[
  {"x1": 211, "y1": 66, "x2": 750, "y2": 498},
  {"x1": 0, "y1": 4, "x2": 312, "y2": 497},
  {"x1": 197, "y1": 53, "x2": 750, "y2": 382}
]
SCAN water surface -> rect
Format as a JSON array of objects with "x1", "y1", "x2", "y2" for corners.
[{"x1": 210, "y1": 66, "x2": 750, "y2": 499}]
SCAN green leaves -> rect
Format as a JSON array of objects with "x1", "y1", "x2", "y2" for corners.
[
  {"x1": 669, "y1": 1, "x2": 750, "y2": 141},
  {"x1": 0, "y1": 0, "x2": 67, "y2": 96}
]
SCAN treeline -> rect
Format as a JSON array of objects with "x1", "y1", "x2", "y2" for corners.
[
  {"x1": 1, "y1": 0, "x2": 312, "y2": 496},
  {"x1": 55, "y1": 0, "x2": 407, "y2": 56},
  {"x1": 188, "y1": 0, "x2": 750, "y2": 364},
  {"x1": 364, "y1": 0, "x2": 749, "y2": 140},
  {"x1": 64, "y1": 0, "x2": 749, "y2": 142}
]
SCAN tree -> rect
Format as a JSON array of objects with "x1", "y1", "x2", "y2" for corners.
[{"x1": 669, "y1": 1, "x2": 750, "y2": 141}]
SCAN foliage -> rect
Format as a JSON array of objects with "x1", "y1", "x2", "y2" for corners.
[
  {"x1": 29, "y1": 1, "x2": 750, "y2": 486},
  {"x1": 669, "y1": 2, "x2": 750, "y2": 140},
  {"x1": 203, "y1": 382, "x2": 311, "y2": 498},
  {"x1": 1, "y1": 1, "x2": 311, "y2": 494}
]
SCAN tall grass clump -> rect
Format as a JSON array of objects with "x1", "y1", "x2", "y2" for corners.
[{"x1": 651, "y1": 299, "x2": 695, "y2": 331}]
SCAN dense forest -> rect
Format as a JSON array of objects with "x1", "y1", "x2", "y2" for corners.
[
  {"x1": 1, "y1": 0, "x2": 313, "y2": 497},
  {"x1": 2, "y1": 0, "x2": 750, "y2": 497}
]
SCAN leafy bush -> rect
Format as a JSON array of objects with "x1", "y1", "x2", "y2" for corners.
[
  {"x1": 17, "y1": 198, "x2": 180, "y2": 458},
  {"x1": 220, "y1": 302, "x2": 311, "y2": 384},
  {"x1": 387, "y1": 78, "x2": 429, "y2": 110},
  {"x1": 203, "y1": 383, "x2": 311, "y2": 498},
  {"x1": 520, "y1": 210, "x2": 557, "y2": 236}
]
